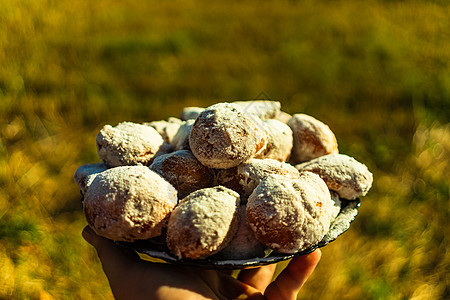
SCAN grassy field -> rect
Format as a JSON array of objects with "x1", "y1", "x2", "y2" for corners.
[{"x1": 1, "y1": 0, "x2": 449, "y2": 299}]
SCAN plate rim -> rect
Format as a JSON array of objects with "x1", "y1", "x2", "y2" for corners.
[{"x1": 117, "y1": 198, "x2": 361, "y2": 269}]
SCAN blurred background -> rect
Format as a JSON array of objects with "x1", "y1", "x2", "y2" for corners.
[{"x1": 0, "y1": 0, "x2": 448, "y2": 299}]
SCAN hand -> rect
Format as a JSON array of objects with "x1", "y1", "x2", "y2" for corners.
[{"x1": 82, "y1": 226, "x2": 321, "y2": 300}]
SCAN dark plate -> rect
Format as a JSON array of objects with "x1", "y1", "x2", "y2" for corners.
[{"x1": 117, "y1": 198, "x2": 360, "y2": 269}]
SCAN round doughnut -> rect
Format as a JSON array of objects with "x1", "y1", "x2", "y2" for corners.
[
  {"x1": 217, "y1": 204, "x2": 267, "y2": 260},
  {"x1": 216, "y1": 158, "x2": 300, "y2": 199},
  {"x1": 170, "y1": 119, "x2": 195, "y2": 151},
  {"x1": 189, "y1": 103, "x2": 268, "y2": 169},
  {"x1": 74, "y1": 162, "x2": 108, "y2": 195},
  {"x1": 287, "y1": 114, "x2": 339, "y2": 164},
  {"x1": 295, "y1": 171, "x2": 335, "y2": 250},
  {"x1": 96, "y1": 122, "x2": 165, "y2": 167},
  {"x1": 295, "y1": 153, "x2": 373, "y2": 200},
  {"x1": 146, "y1": 118, "x2": 182, "y2": 144},
  {"x1": 255, "y1": 119, "x2": 293, "y2": 162},
  {"x1": 246, "y1": 172, "x2": 333, "y2": 253},
  {"x1": 150, "y1": 150, "x2": 215, "y2": 199},
  {"x1": 180, "y1": 106, "x2": 204, "y2": 121},
  {"x1": 83, "y1": 166, "x2": 178, "y2": 242},
  {"x1": 166, "y1": 186, "x2": 240, "y2": 259}
]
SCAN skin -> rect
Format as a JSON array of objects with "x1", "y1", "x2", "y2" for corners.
[{"x1": 82, "y1": 226, "x2": 321, "y2": 300}]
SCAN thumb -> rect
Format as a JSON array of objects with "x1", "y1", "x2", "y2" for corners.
[
  {"x1": 82, "y1": 226, "x2": 139, "y2": 284},
  {"x1": 265, "y1": 249, "x2": 321, "y2": 300}
]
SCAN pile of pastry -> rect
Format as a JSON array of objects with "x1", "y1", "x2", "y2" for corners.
[{"x1": 75, "y1": 101, "x2": 373, "y2": 260}]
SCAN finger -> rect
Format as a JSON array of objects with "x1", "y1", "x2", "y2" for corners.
[
  {"x1": 264, "y1": 249, "x2": 321, "y2": 300},
  {"x1": 82, "y1": 226, "x2": 139, "y2": 285},
  {"x1": 199, "y1": 269, "x2": 266, "y2": 300},
  {"x1": 238, "y1": 264, "x2": 277, "y2": 291}
]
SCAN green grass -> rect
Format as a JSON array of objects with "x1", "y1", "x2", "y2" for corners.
[{"x1": 1, "y1": 0, "x2": 449, "y2": 299}]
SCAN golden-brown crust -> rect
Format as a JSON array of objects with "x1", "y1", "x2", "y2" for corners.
[
  {"x1": 287, "y1": 114, "x2": 338, "y2": 164},
  {"x1": 255, "y1": 119, "x2": 293, "y2": 162}
]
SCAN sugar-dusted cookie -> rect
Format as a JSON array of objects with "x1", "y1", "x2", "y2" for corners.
[
  {"x1": 246, "y1": 172, "x2": 333, "y2": 253},
  {"x1": 189, "y1": 103, "x2": 268, "y2": 169},
  {"x1": 232, "y1": 100, "x2": 281, "y2": 120},
  {"x1": 288, "y1": 114, "x2": 338, "y2": 164},
  {"x1": 329, "y1": 190, "x2": 342, "y2": 221},
  {"x1": 216, "y1": 158, "x2": 299, "y2": 199},
  {"x1": 256, "y1": 119, "x2": 293, "y2": 162},
  {"x1": 83, "y1": 166, "x2": 178, "y2": 242},
  {"x1": 295, "y1": 153, "x2": 373, "y2": 200},
  {"x1": 275, "y1": 111, "x2": 292, "y2": 124},
  {"x1": 146, "y1": 117, "x2": 183, "y2": 144},
  {"x1": 96, "y1": 122, "x2": 165, "y2": 167},
  {"x1": 150, "y1": 150, "x2": 215, "y2": 199},
  {"x1": 166, "y1": 186, "x2": 240, "y2": 259}
]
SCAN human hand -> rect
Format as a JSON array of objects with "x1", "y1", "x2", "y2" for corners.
[{"x1": 82, "y1": 226, "x2": 321, "y2": 300}]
